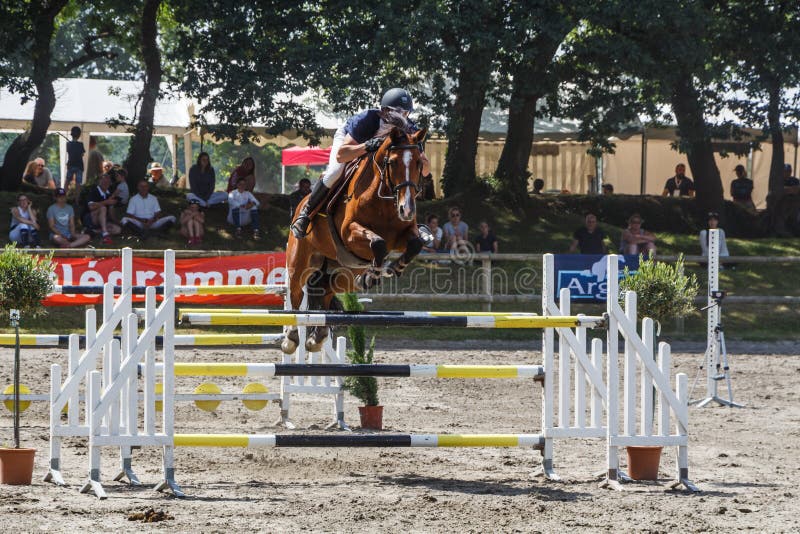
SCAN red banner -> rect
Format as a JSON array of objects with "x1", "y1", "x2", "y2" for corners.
[{"x1": 45, "y1": 253, "x2": 286, "y2": 306}]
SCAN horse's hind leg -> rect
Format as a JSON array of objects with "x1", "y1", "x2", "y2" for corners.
[{"x1": 281, "y1": 237, "x2": 313, "y2": 355}]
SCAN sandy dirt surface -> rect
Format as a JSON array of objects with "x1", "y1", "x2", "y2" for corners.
[{"x1": 1, "y1": 340, "x2": 798, "y2": 532}]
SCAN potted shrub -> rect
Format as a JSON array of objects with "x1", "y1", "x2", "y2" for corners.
[
  {"x1": 618, "y1": 254, "x2": 698, "y2": 480},
  {"x1": 338, "y1": 293, "x2": 382, "y2": 429},
  {"x1": 0, "y1": 244, "x2": 55, "y2": 485}
]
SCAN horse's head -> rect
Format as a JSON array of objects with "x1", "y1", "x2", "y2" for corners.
[{"x1": 375, "y1": 127, "x2": 428, "y2": 222}]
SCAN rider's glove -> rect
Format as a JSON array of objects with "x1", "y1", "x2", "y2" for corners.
[{"x1": 363, "y1": 137, "x2": 385, "y2": 152}]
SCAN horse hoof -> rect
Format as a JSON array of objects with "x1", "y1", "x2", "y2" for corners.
[
  {"x1": 356, "y1": 273, "x2": 381, "y2": 291},
  {"x1": 305, "y1": 338, "x2": 325, "y2": 353},
  {"x1": 281, "y1": 338, "x2": 298, "y2": 354}
]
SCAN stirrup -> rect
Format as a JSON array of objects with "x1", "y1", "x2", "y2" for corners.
[{"x1": 291, "y1": 216, "x2": 311, "y2": 238}]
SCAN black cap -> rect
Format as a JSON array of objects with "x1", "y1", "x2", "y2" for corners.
[
  {"x1": 55, "y1": 187, "x2": 67, "y2": 196},
  {"x1": 707, "y1": 211, "x2": 720, "y2": 220},
  {"x1": 189, "y1": 198, "x2": 201, "y2": 205}
]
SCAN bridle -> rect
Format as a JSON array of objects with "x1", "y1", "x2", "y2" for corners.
[{"x1": 374, "y1": 143, "x2": 424, "y2": 203}]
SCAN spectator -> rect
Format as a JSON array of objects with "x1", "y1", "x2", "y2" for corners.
[
  {"x1": 22, "y1": 157, "x2": 56, "y2": 191},
  {"x1": 730, "y1": 164, "x2": 755, "y2": 209},
  {"x1": 187, "y1": 152, "x2": 227, "y2": 207},
  {"x1": 533, "y1": 178, "x2": 545, "y2": 194},
  {"x1": 783, "y1": 164, "x2": 800, "y2": 195},
  {"x1": 421, "y1": 213, "x2": 443, "y2": 253},
  {"x1": 65, "y1": 126, "x2": 86, "y2": 203},
  {"x1": 420, "y1": 172, "x2": 436, "y2": 200},
  {"x1": 475, "y1": 221, "x2": 498, "y2": 253},
  {"x1": 83, "y1": 173, "x2": 121, "y2": 244},
  {"x1": 148, "y1": 162, "x2": 172, "y2": 189},
  {"x1": 620, "y1": 213, "x2": 656, "y2": 256},
  {"x1": 227, "y1": 177, "x2": 262, "y2": 239},
  {"x1": 226, "y1": 156, "x2": 256, "y2": 192},
  {"x1": 47, "y1": 188, "x2": 90, "y2": 248},
  {"x1": 699, "y1": 211, "x2": 730, "y2": 259},
  {"x1": 180, "y1": 199, "x2": 206, "y2": 246},
  {"x1": 443, "y1": 206, "x2": 468, "y2": 250},
  {"x1": 86, "y1": 136, "x2": 104, "y2": 185},
  {"x1": 121, "y1": 180, "x2": 177, "y2": 238},
  {"x1": 602, "y1": 183, "x2": 614, "y2": 195},
  {"x1": 106, "y1": 167, "x2": 130, "y2": 224},
  {"x1": 288, "y1": 178, "x2": 312, "y2": 217},
  {"x1": 9, "y1": 193, "x2": 41, "y2": 248},
  {"x1": 662, "y1": 163, "x2": 695, "y2": 197},
  {"x1": 570, "y1": 213, "x2": 608, "y2": 254},
  {"x1": 102, "y1": 160, "x2": 114, "y2": 174}
]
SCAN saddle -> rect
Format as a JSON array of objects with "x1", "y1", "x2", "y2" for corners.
[{"x1": 318, "y1": 158, "x2": 372, "y2": 269}]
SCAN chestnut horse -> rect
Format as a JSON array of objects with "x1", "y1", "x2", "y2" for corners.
[{"x1": 281, "y1": 124, "x2": 428, "y2": 354}]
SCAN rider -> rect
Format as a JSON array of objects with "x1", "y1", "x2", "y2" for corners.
[{"x1": 290, "y1": 87, "x2": 431, "y2": 238}]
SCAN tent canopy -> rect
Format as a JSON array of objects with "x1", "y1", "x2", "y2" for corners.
[{"x1": 281, "y1": 146, "x2": 331, "y2": 166}]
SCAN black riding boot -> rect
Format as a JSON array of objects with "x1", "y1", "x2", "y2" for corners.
[{"x1": 290, "y1": 180, "x2": 330, "y2": 238}]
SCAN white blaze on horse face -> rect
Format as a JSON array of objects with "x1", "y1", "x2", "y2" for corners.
[{"x1": 399, "y1": 149, "x2": 415, "y2": 220}]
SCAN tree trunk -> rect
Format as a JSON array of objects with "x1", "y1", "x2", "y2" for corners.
[
  {"x1": 441, "y1": 52, "x2": 494, "y2": 197},
  {"x1": 765, "y1": 83, "x2": 785, "y2": 212},
  {"x1": 124, "y1": 0, "x2": 163, "y2": 190},
  {"x1": 0, "y1": 2, "x2": 65, "y2": 191},
  {"x1": 670, "y1": 76, "x2": 723, "y2": 214},
  {"x1": 494, "y1": 29, "x2": 568, "y2": 200}
]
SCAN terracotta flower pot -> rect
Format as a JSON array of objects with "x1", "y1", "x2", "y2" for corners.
[
  {"x1": 0, "y1": 447, "x2": 36, "y2": 485},
  {"x1": 358, "y1": 405, "x2": 383, "y2": 430},
  {"x1": 626, "y1": 446, "x2": 662, "y2": 480}
]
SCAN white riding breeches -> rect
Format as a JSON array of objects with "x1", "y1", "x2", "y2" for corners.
[{"x1": 321, "y1": 127, "x2": 347, "y2": 188}]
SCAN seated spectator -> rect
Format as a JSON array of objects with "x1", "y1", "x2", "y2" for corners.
[
  {"x1": 602, "y1": 183, "x2": 614, "y2": 195},
  {"x1": 288, "y1": 178, "x2": 312, "y2": 217},
  {"x1": 730, "y1": 164, "x2": 755, "y2": 209},
  {"x1": 9, "y1": 193, "x2": 41, "y2": 247},
  {"x1": 121, "y1": 180, "x2": 176, "y2": 238},
  {"x1": 570, "y1": 213, "x2": 607, "y2": 254},
  {"x1": 475, "y1": 221, "x2": 498, "y2": 253},
  {"x1": 47, "y1": 188, "x2": 90, "y2": 248},
  {"x1": 180, "y1": 199, "x2": 206, "y2": 246},
  {"x1": 110, "y1": 167, "x2": 130, "y2": 212},
  {"x1": 699, "y1": 211, "x2": 730, "y2": 258},
  {"x1": 22, "y1": 158, "x2": 56, "y2": 191},
  {"x1": 187, "y1": 152, "x2": 227, "y2": 207},
  {"x1": 421, "y1": 214, "x2": 444, "y2": 253},
  {"x1": 533, "y1": 178, "x2": 545, "y2": 194},
  {"x1": 443, "y1": 206, "x2": 468, "y2": 251},
  {"x1": 102, "y1": 160, "x2": 114, "y2": 174},
  {"x1": 420, "y1": 172, "x2": 436, "y2": 201},
  {"x1": 227, "y1": 177, "x2": 262, "y2": 239},
  {"x1": 147, "y1": 162, "x2": 172, "y2": 189},
  {"x1": 620, "y1": 213, "x2": 656, "y2": 256},
  {"x1": 82, "y1": 173, "x2": 121, "y2": 244},
  {"x1": 662, "y1": 163, "x2": 695, "y2": 197},
  {"x1": 783, "y1": 164, "x2": 800, "y2": 195},
  {"x1": 226, "y1": 156, "x2": 256, "y2": 192}
]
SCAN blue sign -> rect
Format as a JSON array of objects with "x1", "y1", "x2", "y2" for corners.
[{"x1": 554, "y1": 254, "x2": 640, "y2": 303}]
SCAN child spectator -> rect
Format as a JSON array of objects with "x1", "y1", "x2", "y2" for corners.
[
  {"x1": 730, "y1": 164, "x2": 755, "y2": 209},
  {"x1": 121, "y1": 180, "x2": 176, "y2": 238},
  {"x1": 83, "y1": 173, "x2": 122, "y2": 244},
  {"x1": 570, "y1": 213, "x2": 607, "y2": 254},
  {"x1": 180, "y1": 199, "x2": 206, "y2": 246},
  {"x1": 187, "y1": 152, "x2": 227, "y2": 207},
  {"x1": 421, "y1": 213, "x2": 443, "y2": 253},
  {"x1": 443, "y1": 206, "x2": 468, "y2": 250},
  {"x1": 111, "y1": 167, "x2": 130, "y2": 207},
  {"x1": 47, "y1": 188, "x2": 91, "y2": 248},
  {"x1": 475, "y1": 221, "x2": 498, "y2": 253},
  {"x1": 228, "y1": 177, "x2": 262, "y2": 239},
  {"x1": 65, "y1": 126, "x2": 86, "y2": 202},
  {"x1": 700, "y1": 212, "x2": 730, "y2": 259},
  {"x1": 226, "y1": 157, "x2": 256, "y2": 192},
  {"x1": 9, "y1": 193, "x2": 41, "y2": 247},
  {"x1": 620, "y1": 213, "x2": 656, "y2": 256},
  {"x1": 22, "y1": 158, "x2": 56, "y2": 191}
]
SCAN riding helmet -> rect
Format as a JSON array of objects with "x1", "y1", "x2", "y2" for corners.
[{"x1": 380, "y1": 88, "x2": 414, "y2": 112}]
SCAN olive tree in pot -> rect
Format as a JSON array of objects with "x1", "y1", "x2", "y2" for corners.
[
  {"x1": 0, "y1": 244, "x2": 55, "y2": 485},
  {"x1": 618, "y1": 254, "x2": 698, "y2": 480},
  {"x1": 338, "y1": 293, "x2": 381, "y2": 429}
]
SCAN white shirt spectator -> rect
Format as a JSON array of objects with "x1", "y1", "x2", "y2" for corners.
[
  {"x1": 228, "y1": 189, "x2": 260, "y2": 210},
  {"x1": 127, "y1": 193, "x2": 162, "y2": 219}
]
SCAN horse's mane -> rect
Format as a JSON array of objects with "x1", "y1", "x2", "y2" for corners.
[{"x1": 374, "y1": 109, "x2": 412, "y2": 139}]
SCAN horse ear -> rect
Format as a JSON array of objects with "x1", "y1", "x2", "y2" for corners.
[{"x1": 411, "y1": 128, "x2": 428, "y2": 143}]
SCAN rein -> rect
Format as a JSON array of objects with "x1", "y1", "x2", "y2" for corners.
[{"x1": 374, "y1": 143, "x2": 424, "y2": 203}]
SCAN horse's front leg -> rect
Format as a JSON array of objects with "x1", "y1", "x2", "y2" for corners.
[
  {"x1": 347, "y1": 222, "x2": 387, "y2": 290},
  {"x1": 385, "y1": 227, "x2": 424, "y2": 278}
]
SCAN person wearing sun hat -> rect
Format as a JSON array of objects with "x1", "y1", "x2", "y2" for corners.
[
  {"x1": 148, "y1": 161, "x2": 172, "y2": 189},
  {"x1": 47, "y1": 188, "x2": 91, "y2": 248}
]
